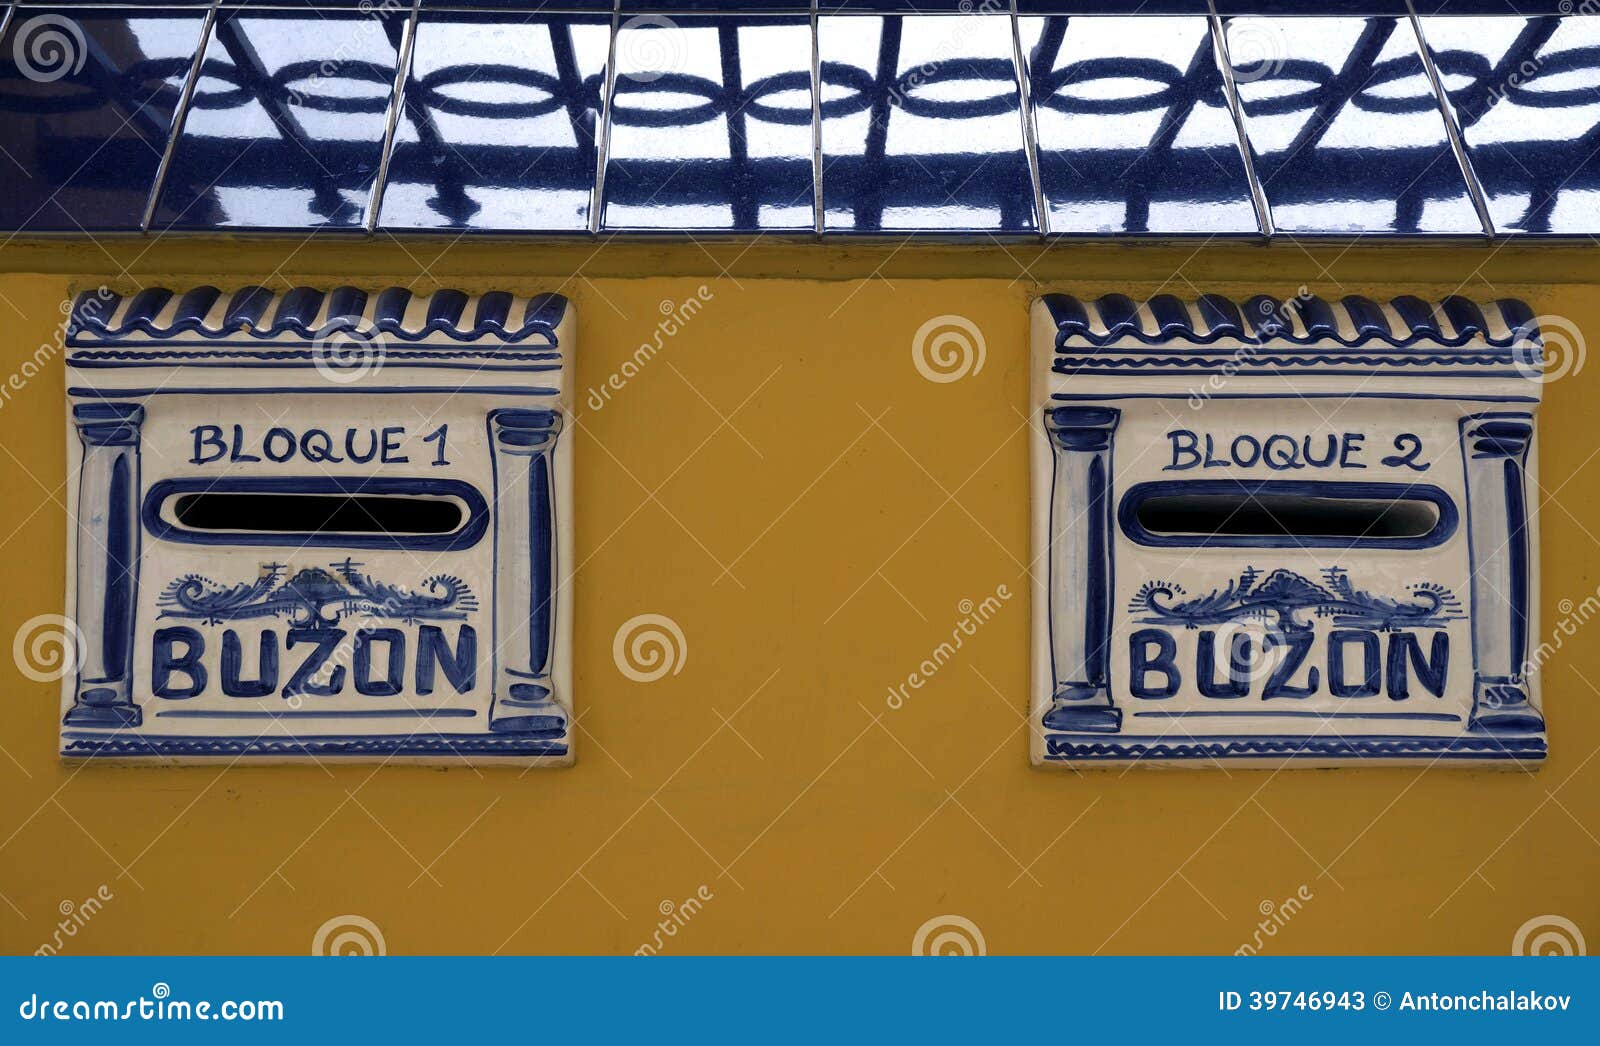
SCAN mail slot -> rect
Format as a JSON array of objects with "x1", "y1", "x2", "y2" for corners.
[
  {"x1": 1029, "y1": 293, "x2": 1547, "y2": 768},
  {"x1": 60, "y1": 286, "x2": 575, "y2": 765}
]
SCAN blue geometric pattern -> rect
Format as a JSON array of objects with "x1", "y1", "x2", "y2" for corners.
[{"x1": 0, "y1": 3, "x2": 1594, "y2": 237}]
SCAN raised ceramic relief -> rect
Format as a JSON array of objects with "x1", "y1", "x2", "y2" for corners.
[
  {"x1": 61, "y1": 287, "x2": 575, "y2": 765},
  {"x1": 1030, "y1": 293, "x2": 1546, "y2": 767}
]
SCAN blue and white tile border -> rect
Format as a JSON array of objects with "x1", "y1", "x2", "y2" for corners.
[
  {"x1": 60, "y1": 286, "x2": 576, "y2": 765},
  {"x1": 1029, "y1": 292, "x2": 1548, "y2": 767}
]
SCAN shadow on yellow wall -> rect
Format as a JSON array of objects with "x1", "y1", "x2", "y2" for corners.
[{"x1": 0, "y1": 244, "x2": 1596, "y2": 955}]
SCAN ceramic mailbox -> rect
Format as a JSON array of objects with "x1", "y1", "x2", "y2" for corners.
[
  {"x1": 61, "y1": 286, "x2": 575, "y2": 765},
  {"x1": 1030, "y1": 293, "x2": 1548, "y2": 768}
]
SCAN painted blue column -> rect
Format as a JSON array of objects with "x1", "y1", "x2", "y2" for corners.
[
  {"x1": 1459, "y1": 412, "x2": 1544, "y2": 733},
  {"x1": 65, "y1": 403, "x2": 144, "y2": 728},
  {"x1": 487, "y1": 409, "x2": 567, "y2": 734},
  {"x1": 1043, "y1": 406, "x2": 1122, "y2": 733}
]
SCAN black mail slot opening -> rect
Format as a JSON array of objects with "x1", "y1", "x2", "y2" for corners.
[
  {"x1": 1137, "y1": 494, "x2": 1436, "y2": 539},
  {"x1": 172, "y1": 492, "x2": 462, "y2": 535},
  {"x1": 143, "y1": 477, "x2": 490, "y2": 551},
  {"x1": 1118, "y1": 481, "x2": 1458, "y2": 549}
]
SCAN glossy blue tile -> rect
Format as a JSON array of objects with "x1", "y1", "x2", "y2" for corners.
[
  {"x1": 819, "y1": 13, "x2": 1037, "y2": 234},
  {"x1": 209, "y1": 1, "x2": 379, "y2": 6},
  {"x1": 150, "y1": 8, "x2": 405, "y2": 231},
  {"x1": 1224, "y1": 16, "x2": 1483, "y2": 235},
  {"x1": 0, "y1": 6, "x2": 205, "y2": 232},
  {"x1": 379, "y1": 11, "x2": 609, "y2": 233},
  {"x1": 623, "y1": 2, "x2": 809, "y2": 11},
  {"x1": 1402, "y1": 2, "x2": 1572, "y2": 11},
  {"x1": 421, "y1": 2, "x2": 613, "y2": 9},
  {"x1": 601, "y1": 15, "x2": 815, "y2": 232},
  {"x1": 852, "y1": 2, "x2": 1223, "y2": 11},
  {"x1": 1019, "y1": 2, "x2": 1208, "y2": 11},
  {"x1": 1421, "y1": 15, "x2": 1600, "y2": 235},
  {"x1": 1021, "y1": 14, "x2": 1258, "y2": 236},
  {"x1": 1214, "y1": 1, "x2": 1408, "y2": 13},
  {"x1": 822, "y1": 2, "x2": 992, "y2": 10}
]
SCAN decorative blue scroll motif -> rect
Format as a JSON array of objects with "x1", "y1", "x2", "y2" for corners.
[
  {"x1": 1129, "y1": 567, "x2": 1463, "y2": 636},
  {"x1": 158, "y1": 559, "x2": 478, "y2": 630}
]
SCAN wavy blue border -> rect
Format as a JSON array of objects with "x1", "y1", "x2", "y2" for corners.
[
  {"x1": 61, "y1": 732, "x2": 567, "y2": 758},
  {"x1": 68, "y1": 288, "x2": 569, "y2": 346},
  {"x1": 1042, "y1": 293, "x2": 1537, "y2": 347},
  {"x1": 1043, "y1": 734, "x2": 1546, "y2": 761}
]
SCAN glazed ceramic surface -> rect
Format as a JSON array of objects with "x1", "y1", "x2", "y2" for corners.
[
  {"x1": 1018, "y1": 13, "x2": 1259, "y2": 236},
  {"x1": 2, "y1": 5, "x2": 1596, "y2": 236},
  {"x1": 1421, "y1": 14, "x2": 1600, "y2": 237},
  {"x1": 817, "y1": 11, "x2": 1036, "y2": 234},
  {"x1": 60, "y1": 287, "x2": 576, "y2": 765},
  {"x1": 1222, "y1": 15, "x2": 1484, "y2": 235},
  {"x1": 378, "y1": 10, "x2": 611, "y2": 233},
  {"x1": 603, "y1": 14, "x2": 816, "y2": 232},
  {"x1": 1029, "y1": 293, "x2": 1547, "y2": 767},
  {"x1": 0, "y1": 6, "x2": 207, "y2": 232},
  {"x1": 148, "y1": 7, "x2": 406, "y2": 231}
]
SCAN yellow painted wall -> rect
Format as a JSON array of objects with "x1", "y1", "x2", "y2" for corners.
[{"x1": 0, "y1": 242, "x2": 1595, "y2": 956}]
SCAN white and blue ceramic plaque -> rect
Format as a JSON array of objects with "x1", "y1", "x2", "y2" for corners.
[
  {"x1": 60, "y1": 287, "x2": 576, "y2": 765},
  {"x1": 1030, "y1": 293, "x2": 1547, "y2": 768}
]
